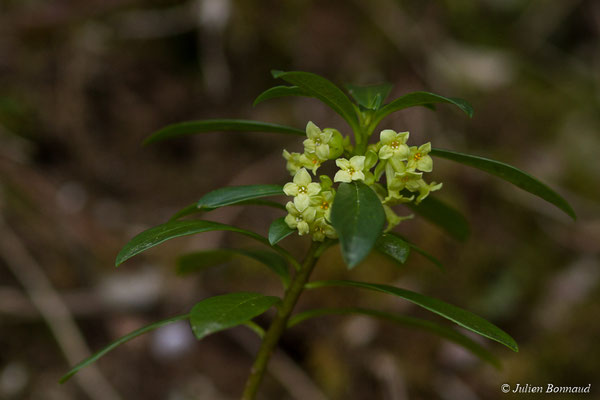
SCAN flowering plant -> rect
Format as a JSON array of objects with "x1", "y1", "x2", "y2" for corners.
[{"x1": 60, "y1": 71, "x2": 575, "y2": 399}]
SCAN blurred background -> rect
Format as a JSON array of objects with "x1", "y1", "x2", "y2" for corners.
[{"x1": 1, "y1": 0, "x2": 599, "y2": 399}]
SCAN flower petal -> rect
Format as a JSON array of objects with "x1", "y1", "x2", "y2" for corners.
[
  {"x1": 294, "y1": 194, "x2": 310, "y2": 212},
  {"x1": 335, "y1": 158, "x2": 350, "y2": 169},
  {"x1": 283, "y1": 182, "x2": 299, "y2": 196},
  {"x1": 294, "y1": 168, "x2": 312, "y2": 186},
  {"x1": 380, "y1": 129, "x2": 396, "y2": 144},
  {"x1": 307, "y1": 182, "x2": 321, "y2": 196},
  {"x1": 350, "y1": 156, "x2": 365, "y2": 171},
  {"x1": 306, "y1": 121, "x2": 321, "y2": 139},
  {"x1": 334, "y1": 170, "x2": 352, "y2": 183},
  {"x1": 352, "y1": 171, "x2": 365, "y2": 181},
  {"x1": 378, "y1": 145, "x2": 394, "y2": 160},
  {"x1": 417, "y1": 156, "x2": 433, "y2": 172},
  {"x1": 316, "y1": 144, "x2": 330, "y2": 160}
]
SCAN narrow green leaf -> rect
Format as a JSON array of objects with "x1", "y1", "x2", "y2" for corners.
[
  {"x1": 190, "y1": 292, "x2": 280, "y2": 340},
  {"x1": 144, "y1": 119, "x2": 305, "y2": 145},
  {"x1": 431, "y1": 148, "x2": 576, "y2": 219},
  {"x1": 330, "y1": 182, "x2": 386, "y2": 268},
  {"x1": 170, "y1": 199, "x2": 285, "y2": 221},
  {"x1": 305, "y1": 280, "x2": 518, "y2": 352},
  {"x1": 271, "y1": 70, "x2": 359, "y2": 130},
  {"x1": 287, "y1": 307, "x2": 500, "y2": 368},
  {"x1": 373, "y1": 91, "x2": 473, "y2": 128},
  {"x1": 253, "y1": 85, "x2": 310, "y2": 106},
  {"x1": 268, "y1": 217, "x2": 295, "y2": 245},
  {"x1": 116, "y1": 220, "x2": 271, "y2": 266},
  {"x1": 197, "y1": 184, "x2": 284, "y2": 209},
  {"x1": 60, "y1": 314, "x2": 189, "y2": 383},
  {"x1": 375, "y1": 233, "x2": 410, "y2": 265},
  {"x1": 345, "y1": 83, "x2": 393, "y2": 111},
  {"x1": 177, "y1": 248, "x2": 290, "y2": 285},
  {"x1": 407, "y1": 196, "x2": 470, "y2": 242}
]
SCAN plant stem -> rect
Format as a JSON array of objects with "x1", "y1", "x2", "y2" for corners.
[{"x1": 241, "y1": 241, "x2": 321, "y2": 400}]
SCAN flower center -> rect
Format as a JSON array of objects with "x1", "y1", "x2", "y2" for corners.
[
  {"x1": 320, "y1": 201, "x2": 329, "y2": 210},
  {"x1": 314, "y1": 138, "x2": 322, "y2": 145},
  {"x1": 348, "y1": 167, "x2": 355, "y2": 174},
  {"x1": 391, "y1": 140, "x2": 400, "y2": 150},
  {"x1": 298, "y1": 186, "x2": 308, "y2": 194},
  {"x1": 296, "y1": 216, "x2": 303, "y2": 222},
  {"x1": 414, "y1": 152, "x2": 422, "y2": 161}
]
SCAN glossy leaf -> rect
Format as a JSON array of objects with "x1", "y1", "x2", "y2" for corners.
[
  {"x1": 190, "y1": 292, "x2": 280, "y2": 340},
  {"x1": 407, "y1": 196, "x2": 470, "y2": 242},
  {"x1": 116, "y1": 220, "x2": 271, "y2": 266},
  {"x1": 268, "y1": 217, "x2": 295, "y2": 245},
  {"x1": 330, "y1": 182, "x2": 386, "y2": 268},
  {"x1": 177, "y1": 248, "x2": 290, "y2": 285},
  {"x1": 372, "y1": 91, "x2": 473, "y2": 128},
  {"x1": 143, "y1": 119, "x2": 304, "y2": 145},
  {"x1": 287, "y1": 307, "x2": 500, "y2": 368},
  {"x1": 305, "y1": 280, "x2": 518, "y2": 352},
  {"x1": 253, "y1": 85, "x2": 310, "y2": 106},
  {"x1": 197, "y1": 184, "x2": 284, "y2": 209},
  {"x1": 431, "y1": 148, "x2": 576, "y2": 219},
  {"x1": 375, "y1": 233, "x2": 410, "y2": 265},
  {"x1": 60, "y1": 314, "x2": 189, "y2": 383},
  {"x1": 345, "y1": 83, "x2": 393, "y2": 110},
  {"x1": 271, "y1": 70, "x2": 359, "y2": 130}
]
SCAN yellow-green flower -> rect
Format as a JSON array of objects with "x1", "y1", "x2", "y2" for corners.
[
  {"x1": 303, "y1": 121, "x2": 333, "y2": 160},
  {"x1": 311, "y1": 217, "x2": 337, "y2": 241},
  {"x1": 383, "y1": 205, "x2": 413, "y2": 231},
  {"x1": 406, "y1": 142, "x2": 433, "y2": 172},
  {"x1": 334, "y1": 156, "x2": 366, "y2": 183},
  {"x1": 310, "y1": 190, "x2": 334, "y2": 220},
  {"x1": 284, "y1": 201, "x2": 316, "y2": 235},
  {"x1": 378, "y1": 129, "x2": 410, "y2": 160},
  {"x1": 283, "y1": 168, "x2": 321, "y2": 211},
  {"x1": 415, "y1": 180, "x2": 442, "y2": 204}
]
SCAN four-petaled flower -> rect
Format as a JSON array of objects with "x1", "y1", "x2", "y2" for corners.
[
  {"x1": 378, "y1": 129, "x2": 410, "y2": 160},
  {"x1": 311, "y1": 217, "x2": 337, "y2": 241},
  {"x1": 283, "y1": 168, "x2": 321, "y2": 211},
  {"x1": 310, "y1": 190, "x2": 335, "y2": 220},
  {"x1": 415, "y1": 180, "x2": 442, "y2": 204},
  {"x1": 407, "y1": 142, "x2": 433, "y2": 172},
  {"x1": 334, "y1": 156, "x2": 365, "y2": 183},
  {"x1": 284, "y1": 202, "x2": 316, "y2": 236},
  {"x1": 303, "y1": 121, "x2": 333, "y2": 160}
]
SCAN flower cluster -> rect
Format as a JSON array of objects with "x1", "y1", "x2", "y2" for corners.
[{"x1": 282, "y1": 122, "x2": 442, "y2": 240}]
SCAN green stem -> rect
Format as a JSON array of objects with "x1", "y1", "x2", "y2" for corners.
[{"x1": 241, "y1": 241, "x2": 321, "y2": 400}]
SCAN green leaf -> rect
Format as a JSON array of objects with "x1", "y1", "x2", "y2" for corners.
[
  {"x1": 253, "y1": 85, "x2": 310, "y2": 106},
  {"x1": 116, "y1": 220, "x2": 272, "y2": 266},
  {"x1": 170, "y1": 199, "x2": 285, "y2": 221},
  {"x1": 271, "y1": 70, "x2": 359, "y2": 130},
  {"x1": 143, "y1": 119, "x2": 305, "y2": 145},
  {"x1": 373, "y1": 91, "x2": 473, "y2": 128},
  {"x1": 287, "y1": 307, "x2": 500, "y2": 368},
  {"x1": 190, "y1": 292, "x2": 280, "y2": 340},
  {"x1": 60, "y1": 314, "x2": 189, "y2": 383},
  {"x1": 407, "y1": 196, "x2": 470, "y2": 242},
  {"x1": 305, "y1": 280, "x2": 518, "y2": 352},
  {"x1": 431, "y1": 148, "x2": 576, "y2": 220},
  {"x1": 268, "y1": 217, "x2": 295, "y2": 245},
  {"x1": 375, "y1": 233, "x2": 410, "y2": 265},
  {"x1": 345, "y1": 83, "x2": 393, "y2": 111},
  {"x1": 177, "y1": 248, "x2": 290, "y2": 286},
  {"x1": 330, "y1": 182, "x2": 386, "y2": 268},
  {"x1": 197, "y1": 184, "x2": 284, "y2": 209}
]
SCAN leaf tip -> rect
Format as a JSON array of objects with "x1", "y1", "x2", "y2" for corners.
[{"x1": 271, "y1": 69, "x2": 285, "y2": 78}]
